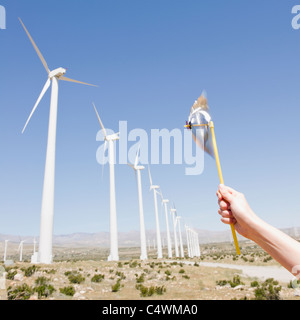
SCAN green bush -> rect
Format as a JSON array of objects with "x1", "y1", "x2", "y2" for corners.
[
  {"x1": 60, "y1": 286, "x2": 75, "y2": 297},
  {"x1": 22, "y1": 265, "x2": 39, "y2": 277},
  {"x1": 35, "y1": 276, "x2": 48, "y2": 286},
  {"x1": 136, "y1": 273, "x2": 145, "y2": 284},
  {"x1": 254, "y1": 278, "x2": 281, "y2": 300},
  {"x1": 179, "y1": 269, "x2": 185, "y2": 274},
  {"x1": 216, "y1": 275, "x2": 244, "y2": 288},
  {"x1": 129, "y1": 261, "x2": 138, "y2": 268},
  {"x1": 33, "y1": 277, "x2": 56, "y2": 299},
  {"x1": 7, "y1": 284, "x2": 33, "y2": 300},
  {"x1": 43, "y1": 269, "x2": 56, "y2": 275},
  {"x1": 136, "y1": 284, "x2": 166, "y2": 297},
  {"x1": 251, "y1": 281, "x2": 259, "y2": 287},
  {"x1": 116, "y1": 271, "x2": 126, "y2": 280},
  {"x1": 112, "y1": 279, "x2": 121, "y2": 292},
  {"x1": 182, "y1": 275, "x2": 190, "y2": 279},
  {"x1": 263, "y1": 256, "x2": 273, "y2": 263},
  {"x1": 165, "y1": 270, "x2": 171, "y2": 276},
  {"x1": 231, "y1": 275, "x2": 244, "y2": 288},
  {"x1": 34, "y1": 283, "x2": 55, "y2": 299},
  {"x1": 91, "y1": 274, "x2": 105, "y2": 283},
  {"x1": 6, "y1": 270, "x2": 17, "y2": 280},
  {"x1": 65, "y1": 271, "x2": 85, "y2": 284}
]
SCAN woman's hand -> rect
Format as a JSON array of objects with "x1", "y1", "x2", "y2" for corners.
[{"x1": 217, "y1": 184, "x2": 260, "y2": 240}]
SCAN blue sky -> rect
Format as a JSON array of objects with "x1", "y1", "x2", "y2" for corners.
[{"x1": 0, "y1": 0, "x2": 300, "y2": 237}]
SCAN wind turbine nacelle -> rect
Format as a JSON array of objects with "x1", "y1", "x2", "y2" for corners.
[
  {"x1": 49, "y1": 68, "x2": 66, "y2": 79},
  {"x1": 106, "y1": 133, "x2": 120, "y2": 141}
]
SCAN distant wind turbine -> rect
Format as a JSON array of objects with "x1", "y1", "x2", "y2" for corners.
[
  {"x1": 128, "y1": 146, "x2": 147, "y2": 260},
  {"x1": 176, "y1": 216, "x2": 184, "y2": 258},
  {"x1": 159, "y1": 191, "x2": 172, "y2": 258},
  {"x1": 148, "y1": 165, "x2": 163, "y2": 259},
  {"x1": 170, "y1": 206, "x2": 179, "y2": 258},
  {"x1": 18, "y1": 240, "x2": 25, "y2": 262},
  {"x1": 185, "y1": 225, "x2": 192, "y2": 258},
  {"x1": 93, "y1": 103, "x2": 119, "y2": 262},
  {"x1": 3, "y1": 240, "x2": 8, "y2": 262},
  {"x1": 19, "y1": 18, "x2": 97, "y2": 264}
]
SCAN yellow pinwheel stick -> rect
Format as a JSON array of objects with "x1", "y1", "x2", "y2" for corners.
[
  {"x1": 209, "y1": 121, "x2": 240, "y2": 255},
  {"x1": 185, "y1": 121, "x2": 241, "y2": 255}
]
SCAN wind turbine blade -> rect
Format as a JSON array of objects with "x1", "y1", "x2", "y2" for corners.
[
  {"x1": 148, "y1": 165, "x2": 153, "y2": 186},
  {"x1": 127, "y1": 163, "x2": 136, "y2": 170},
  {"x1": 134, "y1": 145, "x2": 141, "y2": 168},
  {"x1": 159, "y1": 190, "x2": 163, "y2": 200},
  {"x1": 60, "y1": 76, "x2": 98, "y2": 87},
  {"x1": 19, "y1": 18, "x2": 50, "y2": 74},
  {"x1": 22, "y1": 78, "x2": 51, "y2": 134},
  {"x1": 92, "y1": 103, "x2": 107, "y2": 137}
]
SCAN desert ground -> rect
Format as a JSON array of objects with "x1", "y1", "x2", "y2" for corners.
[{"x1": 1, "y1": 240, "x2": 299, "y2": 300}]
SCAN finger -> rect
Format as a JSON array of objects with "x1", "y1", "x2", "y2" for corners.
[
  {"x1": 218, "y1": 209, "x2": 233, "y2": 219},
  {"x1": 219, "y1": 185, "x2": 235, "y2": 203},
  {"x1": 218, "y1": 199, "x2": 230, "y2": 211},
  {"x1": 216, "y1": 191, "x2": 222, "y2": 200},
  {"x1": 221, "y1": 217, "x2": 237, "y2": 225}
]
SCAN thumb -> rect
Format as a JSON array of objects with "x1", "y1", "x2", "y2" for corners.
[{"x1": 219, "y1": 184, "x2": 234, "y2": 203}]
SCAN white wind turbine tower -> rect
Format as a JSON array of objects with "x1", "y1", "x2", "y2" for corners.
[
  {"x1": 176, "y1": 216, "x2": 184, "y2": 258},
  {"x1": 185, "y1": 225, "x2": 191, "y2": 258},
  {"x1": 93, "y1": 103, "x2": 119, "y2": 262},
  {"x1": 18, "y1": 240, "x2": 25, "y2": 262},
  {"x1": 3, "y1": 240, "x2": 8, "y2": 262},
  {"x1": 128, "y1": 146, "x2": 147, "y2": 260},
  {"x1": 160, "y1": 192, "x2": 172, "y2": 258},
  {"x1": 19, "y1": 19, "x2": 97, "y2": 264},
  {"x1": 31, "y1": 237, "x2": 38, "y2": 263},
  {"x1": 170, "y1": 206, "x2": 179, "y2": 258},
  {"x1": 148, "y1": 166, "x2": 163, "y2": 259}
]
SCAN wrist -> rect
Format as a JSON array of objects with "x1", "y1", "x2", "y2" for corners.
[{"x1": 247, "y1": 216, "x2": 271, "y2": 244}]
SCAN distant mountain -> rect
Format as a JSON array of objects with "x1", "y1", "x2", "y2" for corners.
[{"x1": 0, "y1": 227, "x2": 299, "y2": 247}]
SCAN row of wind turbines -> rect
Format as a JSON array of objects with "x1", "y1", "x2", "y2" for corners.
[
  {"x1": 18, "y1": 18, "x2": 200, "y2": 264},
  {"x1": 2, "y1": 239, "x2": 37, "y2": 263},
  {"x1": 93, "y1": 103, "x2": 200, "y2": 261}
]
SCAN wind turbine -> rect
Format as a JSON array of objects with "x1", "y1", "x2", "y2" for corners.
[
  {"x1": 18, "y1": 240, "x2": 25, "y2": 262},
  {"x1": 31, "y1": 237, "x2": 39, "y2": 263},
  {"x1": 176, "y1": 216, "x2": 184, "y2": 258},
  {"x1": 185, "y1": 225, "x2": 191, "y2": 258},
  {"x1": 170, "y1": 206, "x2": 179, "y2": 258},
  {"x1": 148, "y1": 165, "x2": 163, "y2": 259},
  {"x1": 19, "y1": 18, "x2": 97, "y2": 264},
  {"x1": 128, "y1": 146, "x2": 147, "y2": 260},
  {"x1": 159, "y1": 191, "x2": 172, "y2": 258},
  {"x1": 3, "y1": 240, "x2": 8, "y2": 262},
  {"x1": 92, "y1": 103, "x2": 119, "y2": 261}
]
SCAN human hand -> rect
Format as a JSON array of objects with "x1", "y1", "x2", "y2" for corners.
[{"x1": 216, "y1": 184, "x2": 260, "y2": 240}]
